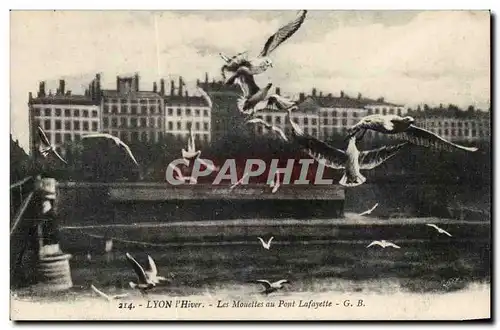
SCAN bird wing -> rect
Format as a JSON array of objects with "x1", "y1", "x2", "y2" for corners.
[
  {"x1": 258, "y1": 10, "x2": 308, "y2": 57},
  {"x1": 118, "y1": 140, "x2": 140, "y2": 167},
  {"x1": 246, "y1": 118, "x2": 289, "y2": 142},
  {"x1": 257, "y1": 237, "x2": 265, "y2": 245},
  {"x1": 442, "y1": 230, "x2": 453, "y2": 237},
  {"x1": 367, "y1": 241, "x2": 380, "y2": 248},
  {"x1": 147, "y1": 255, "x2": 158, "y2": 277},
  {"x1": 90, "y1": 284, "x2": 111, "y2": 300},
  {"x1": 37, "y1": 126, "x2": 52, "y2": 147},
  {"x1": 387, "y1": 242, "x2": 401, "y2": 249},
  {"x1": 52, "y1": 148, "x2": 68, "y2": 164},
  {"x1": 358, "y1": 143, "x2": 408, "y2": 170},
  {"x1": 426, "y1": 224, "x2": 439, "y2": 230},
  {"x1": 268, "y1": 236, "x2": 274, "y2": 245},
  {"x1": 197, "y1": 87, "x2": 212, "y2": 108},
  {"x1": 227, "y1": 67, "x2": 260, "y2": 96},
  {"x1": 274, "y1": 279, "x2": 288, "y2": 286},
  {"x1": 125, "y1": 253, "x2": 149, "y2": 284},
  {"x1": 390, "y1": 125, "x2": 478, "y2": 152},
  {"x1": 81, "y1": 133, "x2": 114, "y2": 140},
  {"x1": 256, "y1": 280, "x2": 272, "y2": 289},
  {"x1": 265, "y1": 94, "x2": 298, "y2": 111},
  {"x1": 359, "y1": 203, "x2": 379, "y2": 216}
]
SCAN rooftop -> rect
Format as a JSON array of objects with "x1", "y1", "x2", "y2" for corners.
[
  {"x1": 29, "y1": 94, "x2": 98, "y2": 106},
  {"x1": 101, "y1": 90, "x2": 163, "y2": 99}
]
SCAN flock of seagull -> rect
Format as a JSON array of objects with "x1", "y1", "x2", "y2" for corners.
[{"x1": 33, "y1": 10, "x2": 471, "y2": 299}]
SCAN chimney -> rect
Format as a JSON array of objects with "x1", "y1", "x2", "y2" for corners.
[
  {"x1": 134, "y1": 73, "x2": 140, "y2": 91},
  {"x1": 170, "y1": 80, "x2": 175, "y2": 96},
  {"x1": 160, "y1": 79, "x2": 165, "y2": 95},
  {"x1": 116, "y1": 76, "x2": 120, "y2": 90},
  {"x1": 185, "y1": 91, "x2": 188, "y2": 98},
  {"x1": 275, "y1": 87, "x2": 281, "y2": 96},
  {"x1": 196, "y1": 79, "x2": 200, "y2": 87},
  {"x1": 299, "y1": 93, "x2": 305, "y2": 102},
  {"x1": 340, "y1": 90, "x2": 345, "y2": 98},
  {"x1": 205, "y1": 72, "x2": 209, "y2": 84},
  {"x1": 38, "y1": 81, "x2": 46, "y2": 97},
  {"x1": 153, "y1": 82, "x2": 158, "y2": 93},
  {"x1": 84, "y1": 89, "x2": 89, "y2": 97},
  {"x1": 90, "y1": 80, "x2": 96, "y2": 99},
  {"x1": 28, "y1": 92, "x2": 33, "y2": 102},
  {"x1": 95, "y1": 74, "x2": 101, "y2": 93},
  {"x1": 178, "y1": 77, "x2": 183, "y2": 97},
  {"x1": 357, "y1": 92, "x2": 362, "y2": 100},
  {"x1": 319, "y1": 91, "x2": 323, "y2": 98},
  {"x1": 312, "y1": 88, "x2": 317, "y2": 97},
  {"x1": 327, "y1": 93, "x2": 332, "y2": 98},
  {"x1": 58, "y1": 79, "x2": 65, "y2": 95}
]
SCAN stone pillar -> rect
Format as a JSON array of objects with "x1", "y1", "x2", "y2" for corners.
[{"x1": 34, "y1": 177, "x2": 73, "y2": 292}]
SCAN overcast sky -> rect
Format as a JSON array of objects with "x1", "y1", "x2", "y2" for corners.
[{"x1": 10, "y1": 10, "x2": 490, "y2": 150}]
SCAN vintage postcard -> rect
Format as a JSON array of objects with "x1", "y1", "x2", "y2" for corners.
[{"x1": 9, "y1": 10, "x2": 491, "y2": 321}]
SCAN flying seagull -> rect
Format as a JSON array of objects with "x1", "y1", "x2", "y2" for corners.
[
  {"x1": 347, "y1": 114, "x2": 478, "y2": 153},
  {"x1": 359, "y1": 203, "x2": 379, "y2": 216},
  {"x1": 182, "y1": 125, "x2": 201, "y2": 160},
  {"x1": 228, "y1": 66, "x2": 273, "y2": 114},
  {"x1": 82, "y1": 133, "x2": 140, "y2": 166},
  {"x1": 125, "y1": 252, "x2": 156, "y2": 294},
  {"x1": 90, "y1": 284, "x2": 128, "y2": 301},
  {"x1": 36, "y1": 126, "x2": 67, "y2": 164},
  {"x1": 286, "y1": 109, "x2": 408, "y2": 187},
  {"x1": 426, "y1": 224, "x2": 452, "y2": 237},
  {"x1": 257, "y1": 236, "x2": 274, "y2": 250},
  {"x1": 145, "y1": 255, "x2": 171, "y2": 284},
  {"x1": 220, "y1": 10, "x2": 307, "y2": 80},
  {"x1": 255, "y1": 279, "x2": 289, "y2": 295},
  {"x1": 367, "y1": 240, "x2": 401, "y2": 249}
]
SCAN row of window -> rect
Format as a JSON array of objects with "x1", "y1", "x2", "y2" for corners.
[
  {"x1": 103, "y1": 130, "x2": 164, "y2": 143},
  {"x1": 319, "y1": 110, "x2": 361, "y2": 118},
  {"x1": 42, "y1": 132, "x2": 83, "y2": 145},
  {"x1": 167, "y1": 107, "x2": 209, "y2": 117},
  {"x1": 426, "y1": 127, "x2": 489, "y2": 138},
  {"x1": 103, "y1": 117, "x2": 162, "y2": 129},
  {"x1": 103, "y1": 105, "x2": 161, "y2": 115},
  {"x1": 34, "y1": 108, "x2": 98, "y2": 118},
  {"x1": 256, "y1": 114, "x2": 359, "y2": 127},
  {"x1": 171, "y1": 132, "x2": 211, "y2": 142},
  {"x1": 368, "y1": 107, "x2": 403, "y2": 116},
  {"x1": 105, "y1": 99, "x2": 162, "y2": 105},
  {"x1": 36, "y1": 119, "x2": 99, "y2": 132},
  {"x1": 423, "y1": 121, "x2": 489, "y2": 128},
  {"x1": 167, "y1": 121, "x2": 210, "y2": 131}
]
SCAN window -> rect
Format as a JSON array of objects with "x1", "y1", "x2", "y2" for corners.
[
  {"x1": 120, "y1": 118, "x2": 127, "y2": 127},
  {"x1": 104, "y1": 105, "x2": 109, "y2": 114},
  {"x1": 83, "y1": 110, "x2": 89, "y2": 118},
  {"x1": 150, "y1": 106, "x2": 156, "y2": 114},
  {"x1": 131, "y1": 106, "x2": 137, "y2": 115},
  {"x1": 111, "y1": 118, "x2": 117, "y2": 128},
  {"x1": 438, "y1": 129, "x2": 442, "y2": 135},
  {"x1": 177, "y1": 108, "x2": 182, "y2": 116},
  {"x1": 304, "y1": 127, "x2": 309, "y2": 134},
  {"x1": 44, "y1": 108, "x2": 51, "y2": 116},
  {"x1": 111, "y1": 106, "x2": 118, "y2": 114},
  {"x1": 195, "y1": 109, "x2": 200, "y2": 117},
  {"x1": 304, "y1": 118, "x2": 309, "y2": 125},
  {"x1": 120, "y1": 99, "x2": 127, "y2": 104},
  {"x1": 44, "y1": 119, "x2": 51, "y2": 130},
  {"x1": 332, "y1": 119, "x2": 338, "y2": 125},
  {"x1": 203, "y1": 110, "x2": 208, "y2": 117},
  {"x1": 388, "y1": 108, "x2": 394, "y2": 115},
  {"x1": 451, "y1": 129, "x2": 456, "y2": 136},
  {"x1": 65, "y1": 121, "x2": 71, "y2": 130},
  {"x1": 203, "y1": 134, "x2": 208, "y2": 142},
  {"x1": 342, "y1": 119, "x2": 347, "y2": 126},
  {"x1": 55, "y1": 120, "x2": 61, "y2": 130},
  {"x1": 156, "y1": 117, "x2": 160, "y2": 128},
  {"x1": 141, "y1": 132, "x2": 148, "y2": 142},
  {"x1": 131, "y1": 131, "x2": 139, "y2": 141},
  {"x1": 34, "y1": 108, "x2": 40, "y2": 116},
  {"x1": 55, "y1": 133, "x2": 61, "y2": 143},
  {"x1": 186, "y1": 109, "x2": 192, "y2": 116},
  {"x1": 323, "y1": 118, "x2": 328, "y2": 125},
  {"x1": 444, "y1": 122, "x2": 449, "y2": 127},
  {"x1": 204, "y1": 122, "x2": 209, "y2": 130},
  {"x1": 92, "y1": 122, "x2": 98, "y2": 131},
  {"x1": 141, "y1": 106, "x2": 147, "y2": 114},
  {"x1": 331, "y1": 111, "x2": 337, "y2": 117},
  {"x1": 458, "y1": 129, "x2": 462, "y2": 136},
  {"x1": 196, "y1": 122, "x2": 200, "y2": 130},
  {"x1": 472, "y1": 129, "x2": 477, "y2": 137},
  {"x1": 342, "y1": 112, "x2": 348, "y2": 117},
  {"x1": 464, "y1": 129, "x2": 469, "y2": 136},
  {"x1": 73, "y1": 121, "x2": 80, "y2": 130},
  {"x1": 74, "y1": 109, "x2": 80, "y2": 117},
  {"x1": 149, "y1": 118, "x2": 155, "y2": 127},
  {"x1": 64, "y1": 133, "x2": 71, "y2": 142},
  {"x1": 83, "y1": 122, "x2": 89, "y2": 131},
  {"x1": 168, "y1": 108, "x2": 173, "y2": 116},
  {"x1": 131, "y1": 118, "x2": 137, "y2": 128},
  {"x1": 168, "y1": 122, "x2": 173, "y2": 130},
  {"x1": 55, "y1": 108, "x2": 61, "y2": 117},
  {"x1": 140, "y1": 118, "x2": 147, "y2": 127},
  {"x1": 92, "y1": 110, "x2": 98, "y2": 118},
  {"x1": 140, "y1": 99, "x2": 147, "y2": 104},
  {"x1": 275, "y1": 117, "x2": 281, "y2": 124},
  {"x1": 177, "y1": 122, "x2": 181, "y2": 130},
  {"x1": 74, "y1": 133, "x2": 81, "y2": 141},
  {"x1": 103, "y1": 118, "x2": 109, "y2": 128},
  {"x1": 444, "y1": 129, "x2": 449, "y2": 135},
  {"x1": 266, "y1": 115, "x2": 272, "y2": 122},
  {"x1": 451, "y1": 122, "x2": 455, "y2": 128},
  {"x1": 312, "y1": 128, "x2": 317, "y2": 136},
  {"x1": 187, "y1": 122, "x2": 192, "y2": 130}
]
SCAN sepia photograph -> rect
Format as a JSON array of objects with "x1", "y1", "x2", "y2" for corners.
[{"x1": 8, "y1": 7, "x2": 492, "y2": 321}]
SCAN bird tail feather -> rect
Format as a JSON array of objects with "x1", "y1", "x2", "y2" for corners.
[{"x1": 339, "y1": 172, "x2": 366, "y2": 187}]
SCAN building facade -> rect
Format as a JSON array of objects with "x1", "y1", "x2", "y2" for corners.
[{"x1": 28, "y1": 79, "x2": 101, "y2": 157}]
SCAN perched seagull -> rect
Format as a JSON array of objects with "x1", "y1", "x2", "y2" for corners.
[
  {"x1": 125, "y1": 252, "x2": 156, "y2": 294},
  {"x1": 90, "y1": 284, "x2": 128, "y2": 301},
  {"x1": 228, "y1": 67, "x2": 273, "y2": 114},
  {"x1": 230, "y1": 171, "x2": 251, "y2": 190},
  {"x1": 286, "y1": 109, "x2": 408, "y2": 187},
  {"x1": 426, "y1": 224, "x2": 453, "y2": 237},
  {"x1": 257, "y1": 236, "x2": 274, "y2": 250},
  {"x1": 367, "y1": 240, "x2": 401, "y2": 249},
  {"x1": 359, "y1": 203, "x2": 379, "y2": 216},
  {"x1": 255, "y1": 279, "x2": 289, "y2": 295},
  {"x1": 145, "y1": 255, "x2": 170, "y2": 284},
  {"x1": 82, "y1": 133, "x2": 140, "y2": 166},
  {"x1": 220, "y1": 10, "x2": 307, "y2": 80},
  {"x1": 182, "y1": 126, "x2": 201, "y2": 160},
  {"x1": 246, "y1": 118, "x2": 289, "y2": 141},
  {"x1": 347, "y1": 114, "x2": 478, "y2": 153},
  {"x1": 36, "y1": 126, "x2": 67, "y2": 164}
]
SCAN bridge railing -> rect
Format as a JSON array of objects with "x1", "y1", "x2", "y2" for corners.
[{"x1": 10, "y1": 176, "x2": 35, "y2": 235}]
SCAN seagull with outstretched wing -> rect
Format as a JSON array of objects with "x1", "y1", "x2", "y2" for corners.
[
  {"x1": 257, "y1": 236, "x2": 274, "y2": 250},
  {"x1": 82, "y1": 133, "x2": 140, "y2": 166},
  {"x1": 255, "y1": 279, "x2": 289, "y2": 295},
  {"x1": 227, "y1": 66, "x2": 273, "y2": 114},
  {"x1": 220, "y1": 10, "x2": 307, "y2": 80},
  {"x1": 125, "y1": 252, "x2": 156, "y2": 294},
  {"x1": 359, "y1": 203, "x2": 379, "y2": 216},
  {"x1": 36, "y1": 126, "x2": 67, "y2": 164},
  {"x1": 90, "y1": 284, "x2": 128, "y2": 302},
  {"x1": 426, "y1": 224, "x2": 453, "y2": 237},
  {"x1": 367, "y1": 240, "x2": 401, "y2": 249},
  {"x1": 145, "y1": 255, "x2": 172, "y2": 284},
  {"x1": 347, "y1": 114, "x2": 478, "y2": 153}
]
